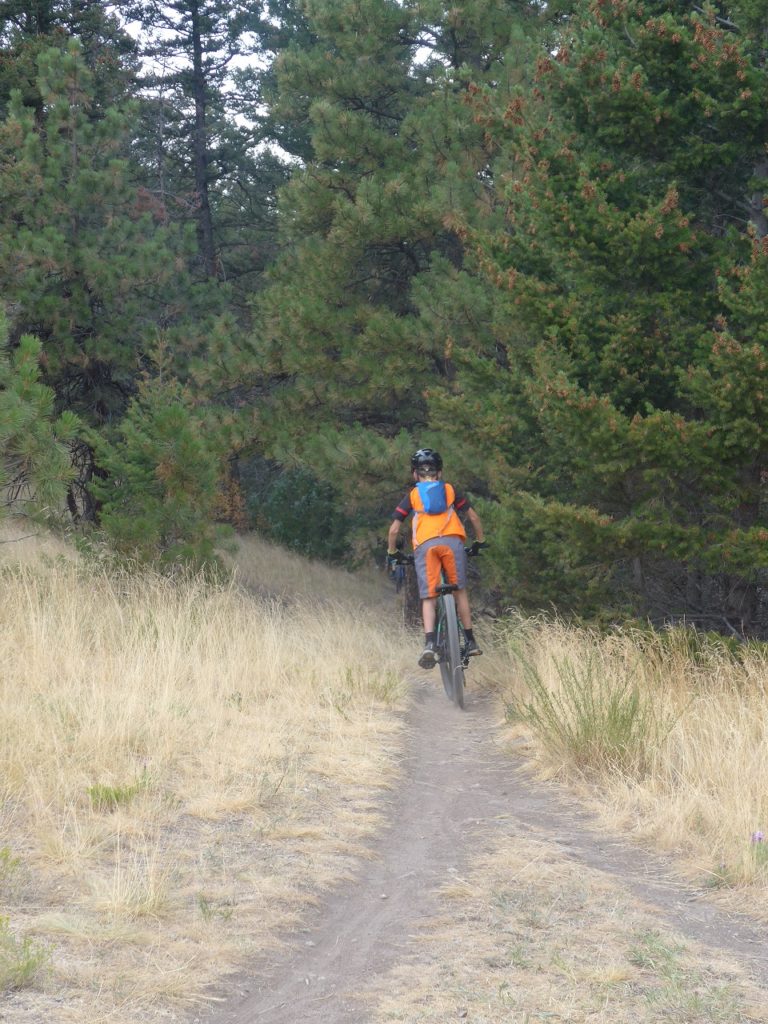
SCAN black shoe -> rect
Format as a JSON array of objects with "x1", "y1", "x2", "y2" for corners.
[
  {"x1": 464, "y1": 638, "x2": 482, "y2": 658},
  {"x1": 418, "y1": 640, "x2": 437, "y2": 669}
]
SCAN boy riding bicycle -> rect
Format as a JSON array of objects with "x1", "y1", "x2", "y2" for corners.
[{"x1": 387, "y1": 448, "x2": 486, "y2": 669}]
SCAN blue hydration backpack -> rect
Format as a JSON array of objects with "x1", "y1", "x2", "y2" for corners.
[{"x1": 415, "y1": 480, "x2": 448, "y2": 514}]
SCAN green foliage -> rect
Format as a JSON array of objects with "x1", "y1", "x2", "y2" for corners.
[
  {"x1": 0, "y1": 1, "x2": 138, "y2": 121},
  {"x1": 0, "y1": 847, "x2": 21, "y2": 896},
  {"x1": 0, "y1": 40, "x2": 214, "y2": 426},
  {"x1": 0, "y1": 915, "x2": 49, "y2": 992},
  {"x1": 196, "y1": 892, "x2": 234, "y2": 923},
  {"x1": 238, "y1": 0, "x2": 534, "y2": 513},
  {"x1": 259, "y1": 467, "x2": 351, "y2": 563},
  {"x1": 432, "y1": 0, "x2": 768, "y2": 629},
  {"x1": 129, "y1": 0, "x2": 291, "y2": 299},
  {"x1": 627, "y1": 930, "x2": 684, "y2": 973},
  {"x1": 0, "y1": 314, "x2": 80, "y2": 522},
  {"x1": 647, "y1": 623, "x2": 750, "y2": 669},
  {"x1": 91, "y1": 376, "x2": 227, "y2": 568},
  {"x1": 5, "y1": 0, "x2": 768, "y2": 635},
  {"x1": 750, "y1": 834, "x2": 768, "y2": 873},
  {"x1": 87, "y1": 773, "x2": 148, "y2": 812}
]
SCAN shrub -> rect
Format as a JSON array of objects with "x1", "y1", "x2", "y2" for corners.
[
  {"x1": 87, "y1": 773, "x2": 148, "y2": 812},
  {"x1": 260, "y1": 468, "x2": 350, "y2": 563},
  {"x1": 505, "y1": 632, "x2": 671, "y2": 777},
  {"x1": 91, "y1": 378, "x2": 228, "y2": 568},
  {"x1": 0, "y1": 916, "x2": 49, "y2": 992},
  {"x1": 0, "y1": 319, "x2": 79, "y2": 523},
  {"x1": 0, "y1": 847, "x2": 21, "y2": 899}
]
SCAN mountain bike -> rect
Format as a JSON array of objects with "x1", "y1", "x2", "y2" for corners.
[
  {"x1": 395, "y1": 547, "x2": 480, "y2": 710},
  {"x1": 389, "y1": 560, "x2": 406, "y2": 594}
]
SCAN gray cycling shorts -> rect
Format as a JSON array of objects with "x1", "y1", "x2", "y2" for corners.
[{"x1": 414, "y1": 535, "x2": 467, "y2": 599}]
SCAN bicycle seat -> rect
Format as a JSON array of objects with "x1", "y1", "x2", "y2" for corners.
[{"x1": 435, "y1": 583, "x2": 459, "y2": 596}]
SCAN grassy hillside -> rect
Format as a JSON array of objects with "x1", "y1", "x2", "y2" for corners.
[
  {"x1": 482, "y1": 615, "x2": 768, "y2": 907},
  {"x1": 0, "y1": 527, "x2": 412, "y2": 1021},
  {"x1": 4, "y1": 523, "x2": 768, "y2": 1021}
]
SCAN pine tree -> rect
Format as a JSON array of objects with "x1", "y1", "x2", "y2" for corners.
[
  {"x1": 90, "y1": 372, "x2": 226, "y2": 567},
  {"x1": 0, "y1": 311, "x2": 79, "y2": 523},
  {"x1": 0, "y1": 38, "x2": 226, "y2": 517},
  {"x1": 240, "y1": 0, "x2": 534, "y2": 519},
  {"x1": 128, "y1": 0, "x2": 273, "y2": 283},
  {"x1": 0, "y1": 0, "x2": 139, "y2": 117},
  {"x1": 441, "y1": 0, "x2": 768, "y2": 629},
  {"x1": 232, "y1": 0, "x2": 317, "y2": 163},
  {"x1": 1, "y1": 43, "x2": 168, "y2": 419}
]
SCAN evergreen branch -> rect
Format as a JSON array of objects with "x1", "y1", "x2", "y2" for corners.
[
  {"x1": 691, "y1": 5, "x2": 740, "y2": 33},
  {"x1": 340, "y1": 97, "x2": 403, "y2": 124},
  {"x1": 623, "y1": 20, "x2": 637, "y2": 48}
]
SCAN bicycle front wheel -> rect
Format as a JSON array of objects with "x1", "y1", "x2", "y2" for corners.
[
  {"x1": 437, "y1": 594, "x2": 465, "y2": 709},
  {"x1": 436, "y1": 599, "x2": 453, "y2": 702}
]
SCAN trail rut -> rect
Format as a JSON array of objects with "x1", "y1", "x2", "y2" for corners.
[{"x1": 197, "y1": 677, "x2": 768, "y2": 1024}]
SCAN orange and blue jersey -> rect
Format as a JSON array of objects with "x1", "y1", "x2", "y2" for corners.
[{"x1": 392, "y1": 483, "x2": 469, "y2": 549}]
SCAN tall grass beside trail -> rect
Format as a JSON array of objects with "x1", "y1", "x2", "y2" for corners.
[
  {"x1": 225, "y1": 532, "x2": 392, "y2": 610},
  {"x1": 0, "y1": 528, "x2": 411, "y2": 1022},
  {"x1": 484, "y1": 615, "x2": 768, "y2": 903}
]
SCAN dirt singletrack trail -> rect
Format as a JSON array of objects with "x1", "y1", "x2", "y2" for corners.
[{"x1": 198, "y1": 677, "x2": 768, "y2": 1024}]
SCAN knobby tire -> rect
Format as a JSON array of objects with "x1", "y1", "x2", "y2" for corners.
[
  {"x1": 436, "y1": 599, "x2": 453, "y2": 702},
  {"x1": 438, "y1": 593, "x2": 465, "y2": 709}
]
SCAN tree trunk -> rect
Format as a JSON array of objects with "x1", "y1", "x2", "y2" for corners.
[{"x1": 190, "y1": 0, "x2": 218, "y2": 278}]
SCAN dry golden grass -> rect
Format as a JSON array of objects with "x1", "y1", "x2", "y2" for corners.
[
  {"x1": 371, "y1": 832, "x2": 768, "y2": 1024},
  {"x1": 0, "y1": 525, "x2": 411, "y2": 1022},
  {"x1": 7, "y1": 518, "x2": 768, "y2": 1019},
  {"x1": 0, "y1": 521, "x2": 77, "y2": 565},
  {"x1": 225, "y1": 532, "x2": 391, "y2": 610},
  {"x1": 485, "y1": 615, "x2": 768, "y2": 907}
]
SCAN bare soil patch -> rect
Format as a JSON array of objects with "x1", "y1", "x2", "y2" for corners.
[{"x1": 195, "y1": 678, "x2": 768, "y2": 1024}]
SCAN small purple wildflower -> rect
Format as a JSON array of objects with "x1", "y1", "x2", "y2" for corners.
[{"x1": 751, "y1": 831, "x2": 765, "y2": 844}]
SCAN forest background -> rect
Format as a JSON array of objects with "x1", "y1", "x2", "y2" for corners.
[{"x1": 2, "y1": 0, "x2": 768, "y2": 636}]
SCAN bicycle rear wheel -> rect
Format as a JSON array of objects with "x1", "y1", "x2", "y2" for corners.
[{"x1": 438, "y1": 594, "x2": 464, "y2": 709}]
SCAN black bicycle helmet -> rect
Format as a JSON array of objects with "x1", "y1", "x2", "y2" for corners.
[{"x1": 411, "y1": 448, "x2": 443, "y2": 472}]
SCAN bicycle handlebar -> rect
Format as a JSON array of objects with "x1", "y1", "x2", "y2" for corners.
[{"x1": 390, "y1": 543, "x2": 486, "y2": 567}]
